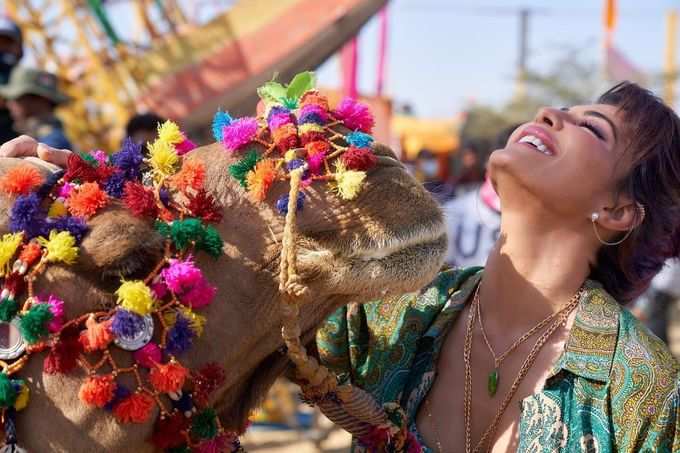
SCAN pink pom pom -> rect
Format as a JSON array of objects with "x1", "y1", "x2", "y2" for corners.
[
  {"x1": 90, "y1": 150, "x2": 108, "y2": 166},
  {"x1": 307, "y1": 151, "x2": 326, "y2": 175},
  {"x1": 175, "y1": 136, "x2": 196, "y2": 155},
  {"x1": 181, "y1": 280, "x2": 216, "y2": 309},
  {"x1": 58, "y1": 182, "x2": 74, "y2": 199},
  {"x1": 222, "y1": 117, "x2": 258, "y2": 152},
  {"x1": 195, "y1": 434, "x2": 232, "y2": 453},
  {"x1": 161, "y1": 258, "x2": 203, "y2": 294},
  {"x1": 150, "y1": 281, "x2": 168, "y2": 299},
  {"x1": 134, "y1": 342, "x2": 161, "y2": 368},
  {"x1": 41, "y1": 295, "x2": 65, "y2": 333},
  {"x1": 268, "y1": 113, "x2": 294, "y2": 131},
  {"x1": 334, "y1": 98, "x2": 374, "y2": 133}
]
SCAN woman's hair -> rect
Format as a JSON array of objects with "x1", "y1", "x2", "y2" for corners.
[{"x1": 590, "y1": 81, "x2": 680, "y2": 303}]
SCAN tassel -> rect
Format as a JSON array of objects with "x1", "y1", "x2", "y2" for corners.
[
  {"x1": 0, "y1": 374, "x2": 15, "y2": 408},
  {"x1": 0, "y1": 234, "x2": 23, "y2": 276},
  {"x1": 43, "y1": 326, "x2": 83, "y2": 374},
  {"x1": 19, "y1": 303, "x2": 53, "y2": 344},
  {"x1": 190, "y1": 408, "x2": 218, "y2": 440},
  {"x1": 169, "y1": 160, "x2": 205, "y2": 192},
  {"x1": 149, "y1": 361, "x2": 188, "y2": 394},
  {"x1": 334, "y1": 98, "x2": 375, "y2": 133},
  {"x1": 192, "y1": 363, "x2": 226, "y2": 407},
  {"x1": 0, "y1": 299, "x2": 18, "y2": 323},
  {"x1": 123, "y1": 181, "x2": 159, "y2": 218},
  {"x1": 228, "y1": 151, "x2": 260, "y2": 188},
  {"x1": 103, "y1": 384, "x2": 130, "y2": 411},
  {"x1": 41, "y1": 295, "x2": 65, "y2": 333},
  {"x1": 18, "y1": 241, "x2": 41, "y2": 266},
  {"x1": 47, "y1": 199, "x2": 67, "y2": 218},
  {"x1": 64, "y1": 153, "x2": 99, "y2": 183},
  {"x1": 166, "y1": 316, "x2": 193, "y2": 354},
  {"x1": 346, "y1": 131, "x2": 374, "y2": 149},
  {"x1": 13, "y1": 383, "x2": 28, "y2": 411},
  {"x1": 180, "y1": 280, "x2": 216, "y2": 309},
  {"x1": 334, "y1": 162, "x2": 366, "y2": 200},
  {"x1": 186, "y1": 190, "x2": 223, "y2": 224},
  {"x1": 104, "y1": 172, "x2": 126, "y2": 198},
  {"x1": 67, "y1": 182, "x2": 109, "y2": 218},
  {"x1": 272, "y1": 123, "x2": 299, "y2": 152},
  {"x1": 222, "y1": 117, "x2": 258, "y2": 152},
  {"x1": 197, "y1": 225, "x2": 223, "y2": 258},
  {"x1": 113, "y1": 392, "x2": 155, "y2": 424},
  {"x1": 211, "y1": 110, "x2": 233, "y2": 142},
  {"x1": 195, "y1": 434, "x2": 230, "y2": 453},
  {"x1": 44, "y1": 216, "x2": 88, "y2": 243},
  {"x1": 341, "y1": 146, "x2": 377, "y2": 171},
  {"x1": 276, "y1": 192, "x2": 305, "y2": 215},
  {"x1": 246, "y1": 159, "x2": 277, "y2": 202},
  {"x1": 79, "y1": 374, "x2": 116, "y2": 408},
  {"x1": 115, "y1": 280, "x2": 154, "y2": 316},
  {"x1": 110, "y1": 138, "x2": 143, "y2": 180},
  {"x1": 9, "y1": 193, "x2": 46, "y2": 239},
  {"x1": 298, "y1": 104, "x2": 329, "y2": 125},
  {"x1": 110, "y1": 309, "x2": 145, "y2": 338},
  {"x1": 0, "y1": 166, "x2": 43, "y2": 196},
  {"x1": 300, "y1": 90, "x2": 330, "y2": 110},
  {"x1": 164, "y1": 307, "x2": 206, "y2": 337},
  {"x1": 268, "y1": 112, "x2": 295, "y2": 131},
  {"x1": 147, "y1": 139, "x2": 179, "y2": 179},
  {"x1": 79, "y1": 315, "x2": 114, "y2": 352},
  {"x1": 133, "y1": 342, "x2": 161, "y2": 368},
  {"x1": 161, "y1": 258, "x2": 203, "y2": 294},
  {"x1": 151, "y1": 411, "x2": 188, "y2": 449},
  {"x1": 38, "y1": 230, "x2": 78, "y2": 264},
  {"x1": 176, "y1": 137, "x2": 197, "y2": 155},
  {"x1": 157, "y1": 120, "x2": 184, "y2": 146}
]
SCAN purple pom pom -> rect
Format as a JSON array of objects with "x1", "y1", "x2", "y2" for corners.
[
  {"x1": 276, "y1": 192, "x2": 305, "y2": 215},
  {"x1": 104, "y1": 384, "x2": 130, "y2": 411},
  {"x1": 104, "y1": 172, "x2": 126, "y2": 198},
  {"x1": 298, "y1": 104, "x2": 328, "y2": 125},
  {"x1": 166, "y1": 315, "x2": 193, "y2": 354},
  {"x1": 268, "y1": 113, "x2": 295, "y2": 131},
  {"x1": 44, "y1": 216, "x2": 88, "y2": 243},
  {"x1": 111, "y1": 309, "x2": 145, "y2": 338},
  {"x1": 222, "y1": 117, "x2": 258, "y2": 152},
  {"x1": 173, "y1": 392, "x2": 193, "y2": 412},
  {"x1": 111, "y1": 138, "x2": 143, "y2": 179},
  {"x1": 10, "y1": 193, "x2": 46, "y2": 238},
  {"x1": 159, "y1": 188, "x2": 171, "y2": 207},
  {"x1": 286, "y1": 158, "x2": 306, "y2": 172},
  {"x1": 266, "y1": 106, "x2": 290, "y2": 122}
]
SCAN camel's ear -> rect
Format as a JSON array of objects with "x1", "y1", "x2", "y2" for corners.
[{"x1": 76, "y1": 202, "x2": 164, "y2": 281}]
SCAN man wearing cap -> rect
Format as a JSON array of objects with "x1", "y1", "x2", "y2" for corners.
[
  {"x1": 0, "y1": 67, "x2": 72, "y2": 150},
  {"x1": 0, "y1": 16, "x2": 23, "y2": 144}
]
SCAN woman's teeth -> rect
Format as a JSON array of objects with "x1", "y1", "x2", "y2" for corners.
[{"x1": 518, "y1": 135, "x2": 554, "y2": 156}]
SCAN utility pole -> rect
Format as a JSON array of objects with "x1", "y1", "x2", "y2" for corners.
[{"x1": 514, "y1": 8, "x2": 530, "y2": 99}]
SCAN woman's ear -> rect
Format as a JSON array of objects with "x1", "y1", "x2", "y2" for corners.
[{"x1": 598, "y1": 196, "x2": 644, "y2": 233}]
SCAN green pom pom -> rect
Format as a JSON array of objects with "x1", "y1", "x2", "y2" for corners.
[
  {"x1": 171, "y1": 219, "x2": 204, "y2": 250},
  {"x1": 0, "y1": 298, "x2": 19, "y2": 323},
  {"x1": 78, "y1": 151, "x2": 99, "y2": 167},
  {"x1": 0, "y1": 373, "x2": 17, "y2": 408},
  {"x1": 228, "y1": 150, "x2": 260, "y2": 188},
  {"x1": 19, "y1": 303, "x2": 53, "y2": 344},
  {"x1": 198, "y1": 225, "x2": 223, "y2": 258},
  {"x1": 155, "y1": 220, "x2": 171, "y2": 238},
  {"x1": 190, "y1": 408, "x2": 217, "y2": 440}
]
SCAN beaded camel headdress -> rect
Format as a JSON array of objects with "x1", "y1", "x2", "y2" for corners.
[{"x1": 0, "y1": 72, "x2": 419, "y2": 453}]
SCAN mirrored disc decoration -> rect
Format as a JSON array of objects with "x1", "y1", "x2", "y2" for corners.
[
  {"x1": 113, "y1": 314, "x2": 154, "y2": 351},
  {"x1": 0, "y1": 317, "x2": 26, "y2": 360}
]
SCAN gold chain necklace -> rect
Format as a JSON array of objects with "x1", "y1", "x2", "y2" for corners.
[
  {"x1": 464, "y1": 285, "x2": 583, "y2": 453},
  {"x1": 476, "y1": 289, "x2": 571, "y2": 397}
]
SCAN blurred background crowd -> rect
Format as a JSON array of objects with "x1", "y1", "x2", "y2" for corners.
[{"x1": 1, "y1": 1, "x2": 680, "y2": 451}]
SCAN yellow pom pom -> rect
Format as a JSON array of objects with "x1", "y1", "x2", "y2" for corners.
[
  {"x1": 0, "y1": 233, "x2": 23, "y2": 275},
  {"x1": 48, "y1": 199, "x2": 67, "y2": 218},
  {"x1": 116, "y1": 280, "x2": 154, "y2": 316},
  {"x1": 38, "y1": 230, "x2": 78, "y2": 264},
  {"x1": 334, "y1": 161, "x2": 366, "y2": 200},
  {"x1": 157, "y1": 120, "x2": 184, "y2": 145},
  {"x1": 298, "y1": 123, "x2": 324, "y2": 135},
  {"x1": 14, "y1": 383, "x2": 29, "y2": 411},
  {"x1": 147, "y1": 139, "x2": 179, "y2": 179},
  {"x1": 163, "y1": 307, "x2": 206, "y2": 336}
]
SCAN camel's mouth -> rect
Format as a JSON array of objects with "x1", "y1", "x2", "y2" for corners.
[{"x1": 350, "y1": 219, "x2": 446, "y2": 261}]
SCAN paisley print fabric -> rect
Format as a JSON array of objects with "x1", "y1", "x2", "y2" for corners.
[{"x1": 317, "y1": 268, "x2": 680, "y2": 452}]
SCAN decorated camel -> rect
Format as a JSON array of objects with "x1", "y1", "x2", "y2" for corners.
[{"x1": 0, "y1": 73, "x2": 446, "y2": 452}]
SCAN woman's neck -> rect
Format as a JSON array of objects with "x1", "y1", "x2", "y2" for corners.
[{"x1": 480, "y1": 208, "x2": 596, "y2": 333}]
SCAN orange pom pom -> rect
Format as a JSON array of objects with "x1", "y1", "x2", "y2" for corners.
[
  {"x1": 18, "y1": 241, "x2": 42, "y2": 266},
  {"x1": 169, "y1": 160, "x2": 205, "y2": 192},
  {"x1": 149, "y1": 361, "x2": 188, "y2": 393},
  {"x1": 79, "y1": 315, "x2": 114, "y2": 352},
  {"x1": 68, "y1": 182, "x2": 108, "y2": 218},
  {"x1": 79, "y1": 374, "x2": 116, "y2": 408},
  {"x1": 113, "y1": 392, "x2": 155, "y2": 423},
  {"x1": 246, "y1": 159, "x2": 277, "y2": 202},
  {"x1": 305, "y1": 140, "x2": 330, "y2": 157},
  {"x1": 300, "y1": 90, "x2": 330, "y2": 111},
  {"x1": 0, "y1": 166, "x2": 43, "y2": 195}
]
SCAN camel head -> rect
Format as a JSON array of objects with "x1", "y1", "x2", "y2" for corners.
[{"x1": 0, "y1": 86, "x2": 446, "y2": 452}]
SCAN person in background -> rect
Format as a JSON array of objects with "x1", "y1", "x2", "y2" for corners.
[
  {"x1": 630, "y1": 260, "x2": 680, "y2": 343},
  {"x1": 451, "y1": 141, "x2": 486, "y2": 194},
  {"x1": 125, "y1": 112, "x2": 166, "y2": 145},
  {"x1": 443, "y1": 126, "x2": 519, "y2": 267},
  {"x1": 415, "y1": 148, "x2": 455, "y2": 204},
  {"x1": 0, "y1": 16, "x2": 23, "y2": 144},
  {"x1": 0, "y1": 67, "x2": 72, "y2": 150}
]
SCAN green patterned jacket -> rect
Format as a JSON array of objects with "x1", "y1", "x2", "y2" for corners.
[{"x1": 317, "y1": 268, "x2": 680, "y2": 452}]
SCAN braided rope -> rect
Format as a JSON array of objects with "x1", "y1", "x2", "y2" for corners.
[{"x1": 278, "y1": 167, "x2": 389, "y2": 438}]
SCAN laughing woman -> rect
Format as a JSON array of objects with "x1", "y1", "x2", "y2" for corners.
[{"x1": 317, "y1": 82, "x2": 679, "y2": 452}]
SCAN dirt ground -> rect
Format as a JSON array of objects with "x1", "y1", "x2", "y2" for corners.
[{"x1": 243, "y1": 302, "x2": 680, "y2": 452}]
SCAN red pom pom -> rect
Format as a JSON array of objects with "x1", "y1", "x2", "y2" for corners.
[
  {"x1": 0, "y1": 165, "x2": 44, "y2": 195},
  {"x1": 272, "y1": 124, "x2": 299, "y2": 152},
  {"x1": 64, "y1": 154, "x2": 99, "y2": 183},
  {"x1": 299, "y1": 131, "x2": 327, "y2": 146},
  {"x1": 19, "y1": 242, "x2": 42, "y2": 266},
  {"x1": 79, "y1": 374, "x2": 116, "y2": 407},
  {"x1": 341, "y1": 146, "x2": 377, "y2": 171},
  {"x1": 68, "y1": 182, "x2": 109, "y2": 218},
  {"x1": 150, "y1": 361, "x2": 189, "y2": 394},
  {"x1": 187, "y1": 190, "x2": 223, "y2": 224},
  {"x1": 79, "y1": 315, "x2": 114, "y2": 352},
  {"x1": 95, "y1": 164, "x2": 116, "y2": 182},
  {"x1": 4, "y1": 272, "x2": 25, "y2": 296},
  {"x1": 192, "y1": 362, "x2": 226, "y2": 407},
  {"x1": 44, "y1": 326, "x2": 83, "y2": 374},
  {"x1": 151, "y1": 411, "x2": 188, "y2": 449},
  {"x1": 123, "y1": 181, "x2": 159, "y2": 218},
  {"x1": 113, "y1": 392, "x2": 155, "y2": 423}
]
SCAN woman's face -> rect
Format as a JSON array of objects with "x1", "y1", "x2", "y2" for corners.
[{"x1": 488, "y1": 104, "x2": 629, "y2": 220}]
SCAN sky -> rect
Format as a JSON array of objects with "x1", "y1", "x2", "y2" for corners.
[{"x1": 316, "y1": 0, "x2": 680, "y2": 117}]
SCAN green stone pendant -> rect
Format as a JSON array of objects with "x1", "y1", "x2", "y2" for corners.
[{"x1": 488, "y1": 368, "x2": 499, "y2": 397}]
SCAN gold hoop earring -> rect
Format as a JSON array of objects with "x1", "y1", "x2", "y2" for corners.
[{"x1": 590, "y1": 203, "x2": 645, "y2": 246}]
